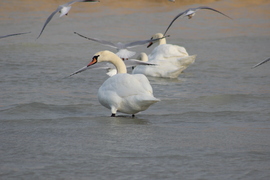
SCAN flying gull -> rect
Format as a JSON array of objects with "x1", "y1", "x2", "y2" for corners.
[
  {"x1": 37, "y1": 0, "x2": 99, "y2": 39},
  {"x1": 164, "y1": 6, "x2": 232, "y2": 35},
  {"x1": 74, "y1": 32, "x2": 169, "y2": 60}
]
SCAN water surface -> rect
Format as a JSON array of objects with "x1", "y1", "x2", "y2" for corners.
[{"x1": 0, "y1": 0, "x2": 270, "y2": 179}]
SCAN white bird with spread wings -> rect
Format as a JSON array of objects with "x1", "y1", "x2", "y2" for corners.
[
  {"x1": 74, "y1": 32, "x2": 168, "y2": 60},
  {"x1": 37, "y1": 0, "x2": 99, "y2": 39},
  {"x1": 164, "y1": 6, "x2": 232, "y2": 35}
]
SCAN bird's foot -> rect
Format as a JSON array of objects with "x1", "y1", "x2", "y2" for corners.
[{"x1": 111, "y1": 114, "x2": 116, "y2": 117}]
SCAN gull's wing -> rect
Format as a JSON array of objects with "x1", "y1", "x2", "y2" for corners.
[
  {"x1": 0, "y1": 32, "x2": 31, "y2": 39},
  {"x1": 37, "y1": 7, "x2": 61, "y2": 39},
  {"x1": 163, "y1": 10, "x2": 187, "y2": 36},
  {"x1": 105, "y1": 61, "x2": 156, "y2": 77},
  {"x1": 125, "y1": 59, "x2": 157, "y2": 67},
  {"x1": 196, "y1": 6, "x2": 232, "y2": 20},
  {"x1": 67, "y1": 66, "x2": 89, "y2": 77},
  {"x1": 74, "y1": 32, "x2": 117, "y2": 48},
  {"x1": 66, "y1": 62, "x2": 113, "y2": 78},
  {"x1": 252, "y1": 57, "x2": 270, "y2": 68},
  {"x1": 124, "y1": 35, "x2": 170, "y2": 48},
  {"x1": 65, "y1": 0, "x2": 99, "y2": 6},
  {"x1": 67, "y1": 59, "x2": 157, "y2": 78},
  {"x1": 124, "y1": 39, "x2": 159, "y2": 48},
  {"x1": 75, "y1": 32, "x2": 168, "y2": 49}
]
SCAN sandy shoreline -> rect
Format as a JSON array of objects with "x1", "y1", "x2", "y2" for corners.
[{"x1": 1, "y1": 0, "x2": 270, "y2": 12}]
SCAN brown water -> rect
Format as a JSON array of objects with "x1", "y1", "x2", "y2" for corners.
[{"x1": 1, "y1": 0, "x2": 270, "y2": 179}]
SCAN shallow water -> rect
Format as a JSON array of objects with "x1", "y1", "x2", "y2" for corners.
[{"x1": 1, "y1": 0, "x2": 270, "y2": 179}]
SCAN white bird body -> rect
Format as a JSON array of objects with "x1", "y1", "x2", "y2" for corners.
[
  {"x1": 115, "y1": 49, "x2": 136, "y2": 60},
  {"x1": 149, "y1": 43, "x2": 189, "y2": 60},
  {"x1": 59, "y1": 5, "x2": 72, "y2": 17},
  {"x1": 69, "y1": 50, "x2": 160, "y2": 117},
  {"x1": 185, "y1": 10, "x2": 196, "y2": 18},
  {"x1": 98, "y1": 73, "x2": 159, "y2": 115},
  {"x1": 147, "y1": 33, "x2": 189, "y2": 60},
  {"x1": 132, "y1": 53, "x2": 196, "y2": 78}
]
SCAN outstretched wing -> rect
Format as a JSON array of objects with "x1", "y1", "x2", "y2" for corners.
[
  {"x1": 164, "y1": 6, "x2": 232, "y2": 36},
  {"x1": 125, "y1": 59, "x2": 157, "y2": 67},
  {"x1": 163, "y1": 10, "x2": 187, "y2": 36},
  {"x1": 37, "y1": 7, "x2": 60, "y2": 39},
  {"x1": 125, "y1": 36, "x2": 170, "y2": 48},
  {"x1": 66, "y1": 62, "x2": 113, "y2": 78},
  {"x1": 0, "y1": 32, "x2": 31, "y2": 39},
  {"x1": 197, "y1": 6, "x2": 232, "y2": 20},
  {"x1": 252, "y1": 57, "x2": 270, "y2": 68},
  {"x1": 74, "y1": 32, "x2": 117, "y2": 48},
  {"x1": 65, "y1": 0, "x2": 99, "y2": 6}
]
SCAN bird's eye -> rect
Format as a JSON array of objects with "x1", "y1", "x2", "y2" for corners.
[{"x1": 93, "y1": 55, "x2": 100, "y2": 59}]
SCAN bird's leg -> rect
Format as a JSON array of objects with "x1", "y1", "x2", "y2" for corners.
[
  {"x1": 111, "y1": 107, "x2": 117, "y2": 117},
  {"x1": 111, "y1": 113, "x2": 116, "y2": 117}
]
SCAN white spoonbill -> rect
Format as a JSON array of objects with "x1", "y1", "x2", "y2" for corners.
[
  {"x1": 132, "y1": 53, "x2": 196, "y2": 78},
  {"x1": 37, "y1": 0, "x2": 99, "y2": 39},
  {"x1": 147, "y1": 33, "x2": 189, "y2": 60},
  {"x1": 164, "y1": 6, "x2": 232, "y2": 35},
  {"x1": 69, "y1": 50, "x2": 160, "y2": 117}
]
